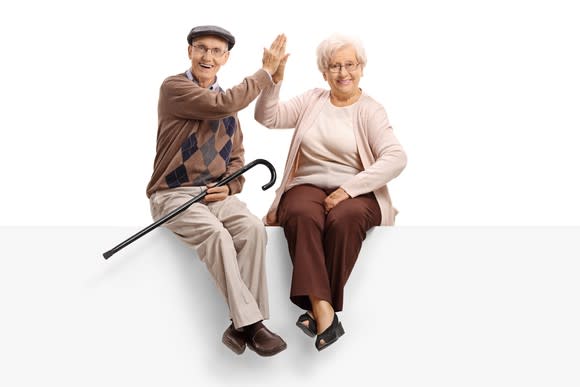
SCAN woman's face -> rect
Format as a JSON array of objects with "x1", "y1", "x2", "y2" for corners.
[{"x1": 323, "y1": 46, "x2": 363, "y2": 98}]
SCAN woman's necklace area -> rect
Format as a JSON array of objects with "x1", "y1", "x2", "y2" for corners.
[{"x1": 330, "y1": 89, "x2": 361, "y2": 107}]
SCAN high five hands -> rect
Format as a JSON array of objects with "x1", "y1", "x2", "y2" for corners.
[{"x1": 262, "y1": 34, "x2": 290, "y2": 83}]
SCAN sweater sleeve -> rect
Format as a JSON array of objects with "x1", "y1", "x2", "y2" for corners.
[
  {"x1": 254, "y1": 81, "x2": 307, "y2": 129},
  {"x1": 341, "y1": 105, "x2": 407, "y2": 197},
  {"x1": 224, "y1": 116, "x2": 245, "y2": 195},
  {"x1": 161, "y1": 70, "x2": 273, "y2": 120}
]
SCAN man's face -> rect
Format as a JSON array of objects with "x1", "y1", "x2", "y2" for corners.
[{"x1": 188, "y1": 35, "x2": 230, "y2": 88}]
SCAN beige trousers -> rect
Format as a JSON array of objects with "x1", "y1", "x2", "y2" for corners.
[{"x1": 149, "y1": 187, "x2": 269, "y2": 329}]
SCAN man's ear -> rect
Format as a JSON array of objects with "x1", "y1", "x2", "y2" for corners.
[
  {"x1": 187, "y1": 45, "x2": 193, "y2": 60},
  {"x1": 221, "y1": 50, "x2": 230, "y2": 65}
]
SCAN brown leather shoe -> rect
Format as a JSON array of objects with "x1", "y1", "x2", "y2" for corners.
[
  {"x1": 222, "y1": 323, "x2": 246, "y2": 354},
  {"x1": 246, "y1": 326, "x2": 287, "y2": 357}
]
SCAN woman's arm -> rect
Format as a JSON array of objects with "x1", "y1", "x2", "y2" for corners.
[
  {"x1": 254, "y1": 82, "x2": 304, "y2": 129},
  {"x1": 341, "y1": 105, "x2": 407, "y2": 198}
]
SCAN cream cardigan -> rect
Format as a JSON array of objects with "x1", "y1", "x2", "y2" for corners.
[{"x1": 254, "y1": 82, "x2": 407, "y2": 226}]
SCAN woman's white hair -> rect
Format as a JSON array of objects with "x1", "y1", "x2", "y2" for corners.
[{"x1": 316, "y1": 34, "x2": 367, "y2": 73}]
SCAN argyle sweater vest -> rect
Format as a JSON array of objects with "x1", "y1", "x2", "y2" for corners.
[{"x1": 146, "y1": 69, "x2": 271, "y2": 198}]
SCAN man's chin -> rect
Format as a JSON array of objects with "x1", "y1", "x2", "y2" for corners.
[
  {"x1": 193, "y1": 68, "x2": 215, "y2": 79},
  {"x1": 193, "y1": 74, "x2": 215, "y2": 87}
]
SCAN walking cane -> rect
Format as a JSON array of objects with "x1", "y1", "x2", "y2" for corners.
[{"x1": 102, "y1": 158, "x2": 277, "y2": 260}]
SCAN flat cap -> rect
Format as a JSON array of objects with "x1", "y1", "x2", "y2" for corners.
[{"x1": 187, "y1": 25, "x2": 235, "y2": 50}]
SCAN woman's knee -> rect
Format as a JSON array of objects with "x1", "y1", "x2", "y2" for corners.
[
  {"x1": 325, "y1": 208, "x2": 366, "y2": 235},
  {"x1": 278, "y1": 185, "x2": 326, "y2": 224}
]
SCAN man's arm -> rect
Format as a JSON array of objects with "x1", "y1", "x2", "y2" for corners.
[
  {"x1": 162, "y1": 34, "x2": 287, "y2": 121},
  {"x1": 205, "y1": 116, "x2": 245, "y2": 202},
  {"x1": 161, "y1": 70, "x2": 272, "y2": 121}
]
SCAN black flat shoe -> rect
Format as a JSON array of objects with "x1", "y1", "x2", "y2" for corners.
[
  {"x1": 315, "y1": 314, "x2": 345, "y2": 351},
  {"x1": 296, "y1": 312, "x2": 317, "y2": 337}
]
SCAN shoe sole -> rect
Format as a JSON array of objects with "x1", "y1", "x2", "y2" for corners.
[
  {"x1": 246, "y1": 341, "x2": 287, "y2": 357},
  {"x1": 295, "y1": 321, "x2": 316, "y2": 337},
  {"x1": 316, "y1": 322, "x2": 345, "y2": 352},
  {"x1": 222, "y1": 336, "x2": 246, "y2": 355}
]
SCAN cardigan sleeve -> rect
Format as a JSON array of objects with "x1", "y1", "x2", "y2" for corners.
[
  {"x1": 341, "y1": 104, "x2": 407, "y2": 197},
  {"x1": 254, "y1": 81, "x2": 309, "y2": 129}
]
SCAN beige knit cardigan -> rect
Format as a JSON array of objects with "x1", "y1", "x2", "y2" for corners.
[{"x1": 254, "y1": 82, "x2": 407, "y2": 226}]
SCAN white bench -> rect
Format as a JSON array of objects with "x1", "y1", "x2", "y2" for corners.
[{"x1": 1, "y1": 226, "x2": 578, "y2": 387}]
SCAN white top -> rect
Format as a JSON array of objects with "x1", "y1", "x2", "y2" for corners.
[{"x1": 288, "y1": 100, "x2": 363, "y2": 190}]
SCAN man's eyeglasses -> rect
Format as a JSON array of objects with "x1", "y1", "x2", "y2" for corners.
[
  {"x1": 328, "y1": 62, "x2": 360, "y2": 73},
  {"x1": 191, "y1": 44, "x2": 228, "y2": 58}
]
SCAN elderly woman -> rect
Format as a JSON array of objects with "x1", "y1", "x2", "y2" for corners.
[{"x1": 254, "y1": 34, "x2": 407, "y2": 351}]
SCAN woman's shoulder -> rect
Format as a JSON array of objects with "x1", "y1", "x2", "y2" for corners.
[
  {"x1": 355, "y1": 92, "x2": 390, "y2": 125},
  {"x1": 357, "y1": 92, "x2": 388, "y2": 115},
  {"x1": 302, "y1": 88, "x2": 330, "y2": 99},
  {"x1": 358, "y1": 91, "x2": 385, "y2": 109}
]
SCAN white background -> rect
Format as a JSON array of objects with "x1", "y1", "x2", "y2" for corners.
[
  {"x1": 1, "y1": 0, "x2": 579, "y2": 226},
  {"x1": 1, "y1": 2, "x2": 580, "y2": 386}
]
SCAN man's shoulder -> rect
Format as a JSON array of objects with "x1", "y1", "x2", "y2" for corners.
[{"x1": 160, "y1": 73, "x2": 190, "y2": 88}]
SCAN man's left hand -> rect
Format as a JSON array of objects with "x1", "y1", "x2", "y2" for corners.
[{"x1": 205, "y1": 184, "x2": 230, "y2": 202}]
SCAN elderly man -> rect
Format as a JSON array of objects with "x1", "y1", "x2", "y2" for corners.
[{"x1": 146, "y1": 25, "x2": 287, "y2": 356}]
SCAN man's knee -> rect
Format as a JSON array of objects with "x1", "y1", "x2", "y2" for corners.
[
  {"x1": 196, "y1": 225, "x2": 235, "y2": 261},
  {"x1": 247, "y1": 214, "x2": 266, "y2": 234}
]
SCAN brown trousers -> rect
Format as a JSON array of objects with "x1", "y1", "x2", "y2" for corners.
[{"x1": 277, "y1": 184, "x2": 381, "y2": 312}]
